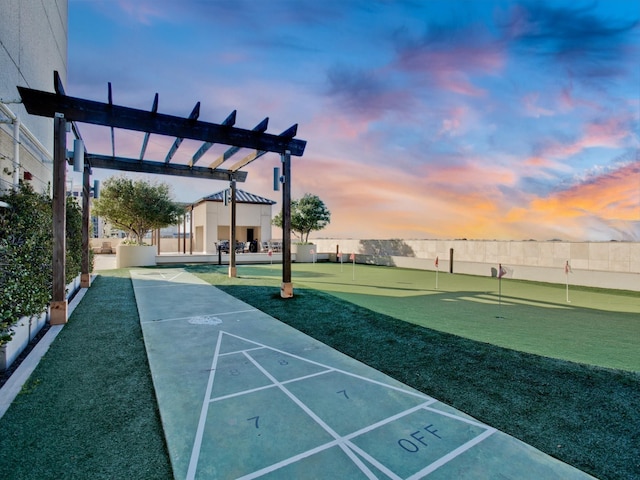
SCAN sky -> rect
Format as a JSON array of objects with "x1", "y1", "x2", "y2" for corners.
[{"x1": 67, "y1": 0, "x2": 640, "y2": 241}]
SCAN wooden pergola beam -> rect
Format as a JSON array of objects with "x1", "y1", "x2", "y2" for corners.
[
  {"x1": 139, "y1": 93, "x2": 159, "y2": 161},
  {"x1": 164, "y1": 102, "x2": 200, "y2": 163},
  {"x1": 17, "y1": 87, "x2": 306, "y2": 156},
  {"x1": 108, "y1": 82, "x2": 115, "y2": 157},
  {"x1": 87, "y1": 153, "x2": 247, "y2": 182},
  {"x1": 208, "y1": 117, "x2": 269, "y2": 169},
  {"x1": 190, "y1": 110, "x2": 236, "y2": 166},
  {"x1": 229, "y1": 124, "x2": 298, "y2": 171}
]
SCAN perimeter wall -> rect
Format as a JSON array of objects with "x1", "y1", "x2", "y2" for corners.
[{"x1": 311, "y1": 239, "x2": 640, "y2": 292}]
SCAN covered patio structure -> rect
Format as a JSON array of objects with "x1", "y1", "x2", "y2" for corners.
[{"x1": 17, "y1": 71, "x2": 307, "y2": 323}]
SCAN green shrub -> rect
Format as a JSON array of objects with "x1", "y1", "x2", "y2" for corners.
[{"x1": 0, "y1": 183, "x2": 86, "y2": 346}]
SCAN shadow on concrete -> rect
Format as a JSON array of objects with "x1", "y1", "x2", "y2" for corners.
[{"x1": 359, "y1": 239, "x2": 416, "y2": 267}]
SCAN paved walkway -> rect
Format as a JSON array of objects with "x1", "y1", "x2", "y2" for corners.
[{"x1": 131, "y1": 267, "x2": 595, "y2": 480}]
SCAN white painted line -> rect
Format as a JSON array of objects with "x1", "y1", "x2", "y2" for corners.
[
  {"x1": 186, "y1": 331, "x2": 224, "y2": 480},
  {"x1": 132, "y1": 282, "x2": 208, "y2": 290},
  {"x1": 140, "y1": 309, "x2": 257, "y2": 324},
  {"x1": 343, "y1": 401, "x2": 437, "y2": 441},
  {"x1": 209, "y1": 370, "x2": 332, "y2": 403},
  {"x1": 218, "y1": 346, "x2": 264, "y2": 357},
  {"x1": 280, "y1": 369, "x2": 334, "y2": 385},
  {"x1": 221, "y1": 331, "x2": 432, "y2": 401},
  {"x1": 406, "y1": 427, "x2": 497, "y2": 479},
  {"x1": 423, "y1": 406, "x2": 491, "y2": 429},
  {"x1": 344, "y1": 441, "x2": 402, "y2": 480},
  {"x1": 243, "y1": 351, "x2": 379, "y2": 479},
  {"x1": 235, "y1": 439, "x2": 342, "y2": 480},
  {"x1": 210, "y1": 383, "x2": 278, "y2": 403}
]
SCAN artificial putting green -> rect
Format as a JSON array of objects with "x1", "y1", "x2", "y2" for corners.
[
  {"x1": 221, "y1": 263, "x2": 640, "y2": 372},
  {"x1": 187, "y1": 263, "x2": 640, "y2": 480}
]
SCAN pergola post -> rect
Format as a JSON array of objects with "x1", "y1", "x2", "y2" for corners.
[
  {"x1": 182, "y1": 213, "x2": 187, "y2": 253},
  {"x1": 281, "y1": 150, "x2": 293, "y2": 298},
  {"x1": 51, "y1": 113, "x2": 67, "y2": 324},
  {"x1": 80, "y1": 162, "x2": 91, "y2": 288},
  {"x1": 228, "y1": 179, "x2": 237, "y2": 278},
  {"x1": 189, "y1": 206, "x2": 193, "y2": 254}
]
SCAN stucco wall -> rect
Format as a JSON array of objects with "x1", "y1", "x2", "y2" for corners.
[
  {"x1": 0, "y1": 0, "x2": 68, "y2": 193},
  {"x1": 313, "y1": 239, "x2": 640, "y2": 291},
  {"x1": 192, "y1": 201, "x2": 274, "y2": 253}
]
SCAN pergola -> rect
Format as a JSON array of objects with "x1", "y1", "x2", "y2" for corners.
[{"x1": 18, "y1": 72, "x2": 306, "y2": 324}]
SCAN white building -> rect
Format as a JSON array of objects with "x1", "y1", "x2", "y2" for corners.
[
  {"x1": 190, "y1": 189, "x2": 276, "y2": 254},
  {"x1": 0, "y1": 0, "x2": 68, "y2": 194}
]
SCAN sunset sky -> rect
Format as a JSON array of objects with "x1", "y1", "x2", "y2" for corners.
[{"x1": 67, "y1": 0, "x2": 640, "y2": 241}]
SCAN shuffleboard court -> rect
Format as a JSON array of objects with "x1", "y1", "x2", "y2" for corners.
[{"x1": 131, "y1": 268, "x2": 595, "y2": 479}]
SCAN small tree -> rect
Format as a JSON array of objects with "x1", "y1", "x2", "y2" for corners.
[
  {"x1": 93, "y1": 176, "x2": 183, "y2": 245},
  {"x1": 272, "y1": 193, "x2": 331, "y2": 243}
]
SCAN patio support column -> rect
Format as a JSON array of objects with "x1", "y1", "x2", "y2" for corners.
[
  {"x1": 182, "y1": 213, "x2": 187, "y2": 253},
  {"x1": 51, "y1": 113, "x2": 67, "y2": 324},
  {"x1": 189, "y1": 206, "x2": 193, "y2": 254},
  {"x1": 80, "y1": 162, "x2": 91, "y2": 288},
  {"x1": 281, "y1": 150, "x2": 293, "y2": 298},
  {"x1": 228, "y1": 180, "x2": 237, "y2": 277}
]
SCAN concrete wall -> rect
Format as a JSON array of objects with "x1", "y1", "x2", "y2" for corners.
[
  {"x1": 313, "y1": 239, "x2": 640, "y2": 291},
  {"x1": 0, "y1": 0, "x2": 68, "y2": 193}
]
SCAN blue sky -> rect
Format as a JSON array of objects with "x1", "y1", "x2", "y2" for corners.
[{"x1": 68, "y1": 0, "x2": 640, "y2": 241}]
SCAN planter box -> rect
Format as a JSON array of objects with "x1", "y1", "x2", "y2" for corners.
[
  {"x1": 0, "y1": 311, "x2": 47, "y2": 372},
  {"x1": 0, "y1": 274, "x2": 82, "y2": 372},
  {"x1": 292, "y1": 244, "x2": 317, "y2": 263},
  {"x1": 116, "y1": 244, "x2": 156, "y2": 268}
]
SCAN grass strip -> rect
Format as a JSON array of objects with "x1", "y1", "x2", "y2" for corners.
[
  {"x1": 188, "y1": 265, "x2": 640, "y2": 480},
  {"x1": 0, "y1": 270, "x2": 172, "y2": 479}
]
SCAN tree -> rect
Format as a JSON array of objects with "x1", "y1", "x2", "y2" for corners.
[
  {"x1": 93, "y1": 176, "x2": 183, "y2": 245},
  {"x1": 272, "y1": 193, "x2": 331, "y2": 243}
]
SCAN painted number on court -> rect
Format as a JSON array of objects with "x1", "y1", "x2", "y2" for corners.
[
  {"x1": 247, "y1": 416, "x2": 260, "y2": 429},
  {"x1": 337, "y1": 389, "x2": 349, "y2": 399},
  {"x1": 398, "y1": 424, "x2": 442, "y2": 452}
]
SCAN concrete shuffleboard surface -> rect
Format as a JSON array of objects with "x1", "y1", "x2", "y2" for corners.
[{"x1": 130, "y1": 268, "x2": 595, "y2": 480}]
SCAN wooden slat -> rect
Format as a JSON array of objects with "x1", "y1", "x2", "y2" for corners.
[
  {"x1": 87, "y1": 153, "x2": 247, "y2": 182},
  {"x1": 229, "y1": 124, "x2": 298, "y2": 171},
  {"x1": 108, "y1": 82, "x2": 115, "y2": 157},
  {"x1": 190, "y1": 110, "x2": 236, "y2": 166},
  {"x1": 164, "y1": 102, "x2": 200, "y2": 163},
  {"x1": 139, "y1": 93, "x2": 159, "y2": 161},
  {"x1": 208, "y1": 117, "x2": 269, "y2": 169},
  {"x1": 18, "y1": 87, "x2": 306, "y2": 156}
]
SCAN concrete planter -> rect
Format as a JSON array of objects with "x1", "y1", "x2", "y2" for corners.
[
  {"x1": 292, "y1": 244, "x2": 316, "y2": 263},
  {"x1": 0, "y1": 311, "x2": 48, "y2": 372},
  {"x1": 0, "y1": 275, "x2": 81, "y2": 372},
  {"x1": 116, "y1": 244, "x2": 156, "y2": 268}
]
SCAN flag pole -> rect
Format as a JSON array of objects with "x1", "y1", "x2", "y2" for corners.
[
  {"x1": 351, "y1": 252, "x2": 355, "y2": 281},
  {"x1": 435, "y1": 256, "x2": 439, "y2": 289},
  {"x1": 565, "y1": 260, "x2": 571, "y2": 303},
  {"x1": 498, "y1": 263, "x2": 504, "y2": 306}
]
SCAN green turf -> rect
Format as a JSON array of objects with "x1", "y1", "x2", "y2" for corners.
[
  {"x1": 186, "y1": 263, "x2": 640, "y2": 480},
  {"x1": 217, "y1": 263, "x2": 640, "y2": 371},
  {"x1": 0, "y1": 271, "x2": 173, "y2": 480}
]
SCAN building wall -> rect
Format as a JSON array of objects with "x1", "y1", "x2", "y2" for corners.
[
  {"x1": 192, "y1": 201, "x2": 274, "y2": 253},
  {"x1": 312, "y1": 239, "x2": 640, "y2": 291},
  {"x1": 0, "y1": 0, "x2": 68, "y2": 193}
]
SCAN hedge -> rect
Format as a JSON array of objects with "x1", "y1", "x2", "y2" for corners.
[{"x1": 0, "y1": 183, "x2": 87, "y2": 346}]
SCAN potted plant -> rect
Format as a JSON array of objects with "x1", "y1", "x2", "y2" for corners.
[{"x1": 92, "y1": 177, "x2": 183, "y2": 268}]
